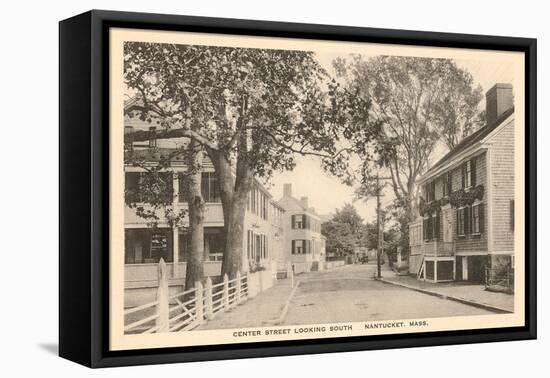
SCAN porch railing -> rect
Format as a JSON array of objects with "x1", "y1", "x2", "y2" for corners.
[
  {"x1": 485, "y1": 266, "x2": 514, "y2": 291},
  {"x1": 423, "y1": 241, "x2": 455, "y2": 257},
  {"x1": 124, "y1": 266, "x2": 249, "y2": 334}
]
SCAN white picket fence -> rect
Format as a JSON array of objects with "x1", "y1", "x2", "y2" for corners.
[{"x1": 124, "y1": 260, "x2": 249, "y2": 334}]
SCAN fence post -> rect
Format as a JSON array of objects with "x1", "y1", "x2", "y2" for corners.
[
  {"x1": 205, "y1": 277, "x2": 213, "y2": 320},
  {"x1": 223, "y1": 274, "x2": 229, "y2": 311},
  {"x1": 195, "y1": 281, "x2": 204, "y2": 324},
  {"x1": 156, "y1": 258, "x2": 169, "y2": 333},
  {"x1": 236, "y1": 271, "x2": 242, "y2": 304}
]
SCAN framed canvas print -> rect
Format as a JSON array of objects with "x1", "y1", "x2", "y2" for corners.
[{"x1": 59, "y1": 10, "x2": 537, "y2": 368}]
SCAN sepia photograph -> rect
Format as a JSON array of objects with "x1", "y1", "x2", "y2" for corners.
[{"x1": 108, "y1": 27, "x2": 526, "y2": 351}]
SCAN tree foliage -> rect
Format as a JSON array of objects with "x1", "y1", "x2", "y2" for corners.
[
  {"x1": 124, "y1": 42, "x2": 349, "y2": 277},
  {"x1": 124, "y1": 43, "x2": 347, "y2": 176},
  {"x1": 321, "y1": 204, "x2": 368, "y2": 255},
  {"x1": 334, "y1": 55, "x2": 484, "y2": 254},
  {"x1": 124, "y1": 148, "x2": 193, "y2": 229}
]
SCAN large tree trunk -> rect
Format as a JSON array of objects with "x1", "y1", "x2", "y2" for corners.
[
  {"x1": 184, "y1": 140, "x2": 204, "y2": 290},
  {"x1": 208, "y1": 145, "x2": 253, "y2": 279},
  {"x1": 399, "y1": 190, "x2": 417, "y2": 260},
  {"x1": 222, "y1": 172, "x2": 252, "y2": 278}
]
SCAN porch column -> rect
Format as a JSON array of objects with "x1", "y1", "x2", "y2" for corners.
[
  {"x1": 462, "y1": 256, "x2": 468, "y2": 281},
  {"x1": 204, "y1": 235, "x2": 210, "y2": 260},
  {"x1": 434, "y1": 258, "x2": 438, "y2": 282},
  {"x1": 172, "y1": 172, "x2": 179, "y2": 208},
  {"x1": 172, "y1": 174, "x2": 180, "y2": 276},
  {"x1": 453, "y1": 258, "x2": 456, "y2": 280},
  {"x1": 173, "y1": 227, "x2": 179, "y2": 264}
]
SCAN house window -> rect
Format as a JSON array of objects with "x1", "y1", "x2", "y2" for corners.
[
  {"x1": 458, "y1": 205, "x2": 477, "y2": 236},
  {"x1": 205, "y1": 228, "x2": 224, "y2": 260},
  {"x1": 250, "y1": 187, "x2": 256, "y2": 213},
  {"x1": 292, "y1": 240, "x2": 311, "y2": 255},
  {"x1": 255, "y1": 234, "x2": 261, "y2": 262},
  {"x1": 462, "y1": 159, "x2": 476, "y2": 189},
  {"x1": 472, "y1": 204, "x2": 481, "y2": 234},
  {"x1": 292, "y1": 214, "x2": 307, "y2": 229},
  {"x1": 125, "y1": 172, "x2": 141, "y2": 203},
  {"x1": 442, "y1": 172, "x2": 451, "y2": 197},
  {"x1": 458, "y1": 208, "x2": 466, "y2": 236},
  {"x1": 292, "y1": 240, "x2": 304, "y2": 254},
  {"x1": 125, "y1": 229, "x2": 173, "y2": 265},
  {"x1": 422, "y1": 212, "x2": 440, "y2": 241},
  {"x1": 263, "y1": 195, "x2": 268, "y2": 220},
  {"x1": 465, "y1": 161, "x2": 472, "y2": 188},
  {"x1": 433, "y1": 211, "x2": 440, "y2": 240},
  {"x1": 247, "y1": 230, "x2": 254, "y2": 261},
  {"x1": 200, "y1": 172, "x2": 220, "y2": 202},
  {"x1": 179, "y1": 172, "x2": 220, "y2": 203},
  {"x1": 247, "y1": 231, "x2": 268, "y2": 261},
  {"x1": 425, "y1": 181, "x2": 436, "y2": 202}
]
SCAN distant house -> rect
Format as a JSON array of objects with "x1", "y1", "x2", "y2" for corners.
[
  {"x1": 409, "y1": 83, "x2": 515, "y2": 284},
  {"x1": 277, "y1": 184, "x2": 327, "y2": 274}
]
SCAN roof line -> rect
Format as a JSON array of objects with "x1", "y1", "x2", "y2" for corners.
[{"x1": 421, "y1": 107, "x2": 515, "y2": 179}]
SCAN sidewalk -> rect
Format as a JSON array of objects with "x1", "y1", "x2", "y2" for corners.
[
  {"x1": 196, "y1": 278, "x2": 296, "y2": 330},
  {"x1": 379, "y1": 273, "x2": 514, "y2": 313}
]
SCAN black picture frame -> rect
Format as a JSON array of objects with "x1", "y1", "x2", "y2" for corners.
[{"x1": 59, "y1": 9, "x2": 537, "y2": 368}]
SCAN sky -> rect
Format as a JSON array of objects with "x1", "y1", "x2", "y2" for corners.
[{"x1": 268, "y1": 52, "x2": 516, "y2": 222}]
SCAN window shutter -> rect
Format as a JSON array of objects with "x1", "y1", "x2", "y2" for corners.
[
  {"x1": 461, "y1": 164, "x2": 465, "y2": 188},
  {"x1": 479, "y1": 203, "x2": 484, "y2": 234},
  {"x1": 465, "y1": 206, "x2": 471, "y2": 234},
  {"x1": 471, "y1": 158, "x2": 477, "y2": 186},
  {"x1": 247, "y1": 231, "x2": 250, "y2": 259},
  {"x1": 291, "y1": 215, "x2": 295, "y2": 229},
  {"x1": 426, "y1": 218, "x2": 430, "y2": 240},
  {"x1": 434, "y1": 212, "x2": 440, "y2": 240},
  {"x1": 456, "y1": 209, "x2": 460, "y2": 236},
  {"x1": 291, "y1": 240, "x2": 295, "y2": 254},
  {"x1": 303, "y1": 214, "x2": 308, "y2": 229},
  {"x1": 423, "y1": 219, "x2": 428, "y2": 240}
]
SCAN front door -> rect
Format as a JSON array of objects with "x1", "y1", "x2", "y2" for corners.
[{"x1": 442, "y1": 208, "x2": 454, "y2": 243}]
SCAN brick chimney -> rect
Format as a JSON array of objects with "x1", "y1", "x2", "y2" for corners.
[
  {"x1": 283, "y1": 183, "x2": 292, "y2": 197},
  {"x1": 486, "y1": 83, "x2": 514, "y2": 126},
  {"x1": 300, "y1": 196, "x2": 309, "y2": 209}
]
